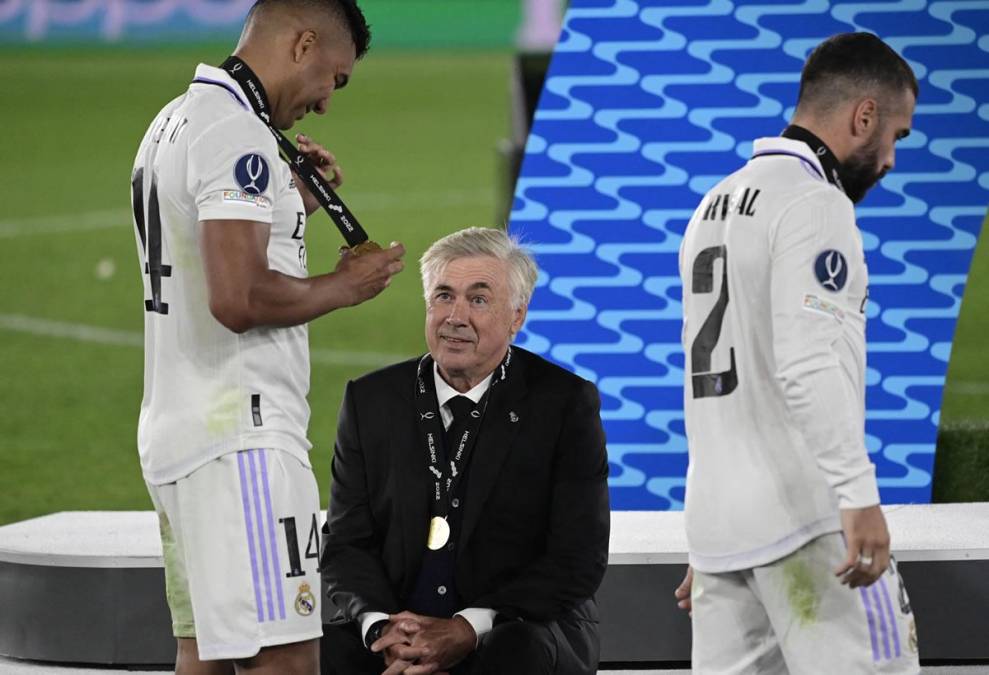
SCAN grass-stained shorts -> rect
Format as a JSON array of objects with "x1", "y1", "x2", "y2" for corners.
[
  {"x1": 691, "y1": 532, "x2": 920, "y2": 674},
  {"x1": 147, "y1": 448, "x2": 323, "y2": 660}
]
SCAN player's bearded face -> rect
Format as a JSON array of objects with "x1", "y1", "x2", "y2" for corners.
[{"x1": 842, "y1": 127, "x2": 886, "y2": 204}]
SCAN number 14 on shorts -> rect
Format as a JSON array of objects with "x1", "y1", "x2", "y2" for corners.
[{"x1": 280, "y1": 513, "x2": 320, "y2": 578}]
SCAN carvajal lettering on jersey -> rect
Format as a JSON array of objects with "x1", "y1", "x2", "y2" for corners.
[
  {"x1": 814, "y1": 249, "x2": 848, "y2": 292},
  {"x1": 702, "y1": 187, "x2": 760, "y2": 221}
]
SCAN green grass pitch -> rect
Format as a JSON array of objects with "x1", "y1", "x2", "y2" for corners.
[
  {"x1": 0, "y1": 47, "x2": 985, "y2": 525},
  {"x1": 0, "y1": 46, "x2": 511, "y2": 524}
]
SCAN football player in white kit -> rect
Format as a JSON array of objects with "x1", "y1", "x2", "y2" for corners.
[
  {"x1": 130, "y1": 1, "x2": 405, "y2": 673},
  {"x1": 676, "y1": 33, "x2": 920, "y2": 673}
]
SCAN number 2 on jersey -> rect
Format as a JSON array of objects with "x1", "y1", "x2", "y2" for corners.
[
  {"x1": 131, "y1": 167, "x2": 171, "y2": 314},
  {"x1": 690, "y1": 245, "x2": 738, "y2": 398}
]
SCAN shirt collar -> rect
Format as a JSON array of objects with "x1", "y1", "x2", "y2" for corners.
[
  {"x1": 750, "y1": 136, "x2": 829, "y2": 183},
  {"x1": 433, "y1": 363, "x2": 492, "y2": 409},
  {"x1": 191, "y1": 64, "x2": 249, "y2": 110}
]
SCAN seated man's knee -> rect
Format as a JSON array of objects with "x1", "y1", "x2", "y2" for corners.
[{"x1": 475, "y1": 621, "x2": 555, "y2": 674}]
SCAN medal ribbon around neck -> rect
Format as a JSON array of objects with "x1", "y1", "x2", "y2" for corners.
[
  {"x1": 198, "y1": 56, "x2": 379, "y2": 254},
  {"x1": 414, "y1": 348, "x2": 513, "y2": 549},
  {"x1": 781, "y1": 124, "x2": 849, "y2": 195}
]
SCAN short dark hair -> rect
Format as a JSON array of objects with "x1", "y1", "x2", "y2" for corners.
[
  {"x1": 248, "y1": 0, "x2": 371, "y2": 59},
  {"x1": 797, "y1": 33, "x2": 918, "y2": 113}
]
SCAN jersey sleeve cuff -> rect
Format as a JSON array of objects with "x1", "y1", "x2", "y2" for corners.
[{"x1": 835, "y1": 464, "x2": 881, "y2": 510}]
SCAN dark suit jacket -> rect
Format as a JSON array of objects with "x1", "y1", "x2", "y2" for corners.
[{"x1": 320, "y1": 347, "x2": 610, "y2": 628}]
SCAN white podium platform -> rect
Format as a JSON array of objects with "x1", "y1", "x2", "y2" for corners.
[
  {"x1": 3, "y1": 503, "x2": 985, "y2": 566},
  {"x1": 1, "y1": 505, "x2": 987, "y2": 667},
  {"x1": 607, "y1": 503, "x2": 989, "y2": 564}
]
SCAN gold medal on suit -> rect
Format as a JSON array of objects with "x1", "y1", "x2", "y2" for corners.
[{"x1": 426, "y1": 516, "x2": 450, "y2": 550}]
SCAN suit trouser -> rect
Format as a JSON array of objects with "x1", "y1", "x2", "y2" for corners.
[{"x1": 320, "y1": 614, "x2": 598, "y2": 675}]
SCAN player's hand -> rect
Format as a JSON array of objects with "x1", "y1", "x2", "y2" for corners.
[
  {"x1": 674, "y1": 565, "x2": 693, "y2": 615},
  {"x1": 836, "y1": 505, "x2": 890, "y2": 588},
  {"x1": 295, "y1": 134, "x2": 343, "y2": 216},
  {"x1": 334, "y1": 241, "x2": 406, "y2": 306},
  {"x1": 389, "y1": 611, "x2": 475, "y2": 674}
]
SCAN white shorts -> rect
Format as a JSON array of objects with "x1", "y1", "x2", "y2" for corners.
[
  {"x1": 147, "y1": 448, "x2": 323, "y2": 660},
  {"x1": 691, "y1": 532, "x2": 920, "y2": 674}
]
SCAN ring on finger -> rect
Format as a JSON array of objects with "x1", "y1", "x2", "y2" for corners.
[{"x1": 858, "y1": 554, "x2": 874, "y2": 567}]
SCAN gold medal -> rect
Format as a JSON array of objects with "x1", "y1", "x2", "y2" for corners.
[
  {"x1": 347, "y1": 240, "x2": 382, "y2": 257},
  {"x1": 426, "y1": 516, "x2": 450, "y2": 550}
]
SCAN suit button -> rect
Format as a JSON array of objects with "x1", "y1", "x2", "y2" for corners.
[
  {"x1": 451, "y1": 498, "x2": 461, "y2": 508},
  {"x1": 437, "y1": 586, "x2": 447, "y2": 596},
  {"x1": 446, "y1": 541, "x2": 455, "y2": 552}
]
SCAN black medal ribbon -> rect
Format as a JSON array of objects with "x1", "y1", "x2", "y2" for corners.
[
  {"x1": 781, "y1": 124, "x2": 848, "y2": 195},
  {"x1": 414, "y1": 348, "x2": 513, "y2": 523},
  {"x1": 204, "y1": 56, "x2": 374, "y2": 251}
]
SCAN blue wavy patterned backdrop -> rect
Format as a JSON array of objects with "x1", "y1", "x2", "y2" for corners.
[{"x1": 509, "y1": 0, "x2": 989, "y2": 510}]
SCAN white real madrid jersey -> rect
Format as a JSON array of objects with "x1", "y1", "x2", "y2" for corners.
[
  {"x1": 679, "y1": 136, "x2": 880, "y2": 573},
  {"x1": 131, "y1": 64, "x2": 311, "y2": 485}
]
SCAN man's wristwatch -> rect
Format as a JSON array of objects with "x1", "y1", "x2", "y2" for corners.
[{"x1": 365, "y1": 619, "x2": 388, "y2": 650}]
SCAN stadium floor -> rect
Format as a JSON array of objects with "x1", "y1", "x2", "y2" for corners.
[{"x1": 0, "y1": 658, "x2": 985, "y2": 674}]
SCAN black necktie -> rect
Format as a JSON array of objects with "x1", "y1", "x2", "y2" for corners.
[
  {"x1": 445, "y1": 396, "x2": 474, "y2": 452},
  {"x1": 446, "y1": 395, "x2": 474, "y2": 435}
]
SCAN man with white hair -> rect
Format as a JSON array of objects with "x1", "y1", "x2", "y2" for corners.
[{"x1": 320, "y1": 227, "x2": 611, "y2": 674}]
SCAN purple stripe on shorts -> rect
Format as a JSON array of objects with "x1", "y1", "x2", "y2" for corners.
[
  {"x1": 871, "y1": 584, "x2": 892, "y2": 660},
  {"x1": 258, "y1": 449, "x2": 287, "y2": 620},
  {"x1": 248, "y1": 449, "x2": 275, "y2": 621},
  {"x1": 860, "y1": 586, "x2": 880, "y2": 661},
  {"x1": 237, "y1": 451, "x2": 264, "y2": 623},
  {"x1": 878, "y1": 577, "x2": 902, "y2": 658}
]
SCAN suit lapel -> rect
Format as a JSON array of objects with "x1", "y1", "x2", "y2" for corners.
[{"x1": 458, "y1": 357, "x2": 528, "y2": 555}]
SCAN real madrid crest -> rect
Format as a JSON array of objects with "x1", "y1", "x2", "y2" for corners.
[{"x1": 295, "y1": 582, "x2": 316, "y2": 616}]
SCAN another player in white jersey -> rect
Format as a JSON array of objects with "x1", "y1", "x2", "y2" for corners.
[
  {"x1": 130, "y1": 1, "x2": 405, "y2": 672},
  {"x1": 675, "y1": 33, "x2": 920, "y2": 673}
]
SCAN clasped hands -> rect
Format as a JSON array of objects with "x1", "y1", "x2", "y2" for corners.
[{"x1": 371, "y1": 611, "x2": 476, "y2": 675}]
